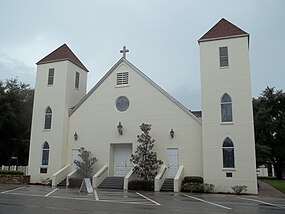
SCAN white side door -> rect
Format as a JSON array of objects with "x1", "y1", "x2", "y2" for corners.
[
  {"x1": 71, "y1": 149, "x2": 80, "y2": 171},
  {"x1": 167, "y1": 148, "x2": 179, "y2": 178}
]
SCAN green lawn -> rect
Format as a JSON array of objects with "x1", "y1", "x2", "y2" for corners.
[{"x1": 260, "y1": 178, "x2": 285, "y2": 194}]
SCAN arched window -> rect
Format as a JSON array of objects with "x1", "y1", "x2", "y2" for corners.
[
  {"x1": 42, "y1": 142, "x2": 49, "y2": 165},
  {"x1": 222, "y1": 137, "x2": 235, "y2": 168},
  {"x1": 221, "y1": 93, "x2": 232, "y2": 122},
  {"x1": 44, "y1": 107, "x2": 52, "y2": 129}
]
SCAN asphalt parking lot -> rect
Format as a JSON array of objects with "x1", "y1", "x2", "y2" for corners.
[{"x1": 0, "y1": 184, "x2": 284, "y2": 214}]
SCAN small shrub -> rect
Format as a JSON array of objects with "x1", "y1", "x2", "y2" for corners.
[
  {"x1": 181, "y1": 183, "x2": 215, "y2": 193},
  {"x1": 0, "y1": 170, "x2": 24, "y2": 175},
  {"x1": 182, "y1": 176, "x2": 204, "y2": 185},
  {"x1": 203, "y1": 183, "x2": 215, "y2": 193},
  {"x1": 231, "y1": 185, "x2": 247, "y2": 194},
  {"x1": 68, "y1": 178, "x2": 83, "y2": 188},
  {"x1": 181, "y1": 183, "x2": 204, "y2": 192},
  {"x1": 128, "y1": 180, "x2": 154, "y2": 191}
]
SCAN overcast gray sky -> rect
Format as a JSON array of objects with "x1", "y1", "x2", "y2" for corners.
[{"x1": 1, "y1": 0, "x2": 284, "y2": 110}]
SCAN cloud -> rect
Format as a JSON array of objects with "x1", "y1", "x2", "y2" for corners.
[
  {"x1": 170, "y1": 86, "x2": 201, "y2": 110},
  {"x1": 0, "y1": 53, "x2": 35, "y2": 87},
  {"x1": 0, "y1": 0, "x2": 284, "y2": 100}
]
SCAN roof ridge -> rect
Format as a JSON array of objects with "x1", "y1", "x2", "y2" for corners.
[{"x1": 37, "y1": 44, "x2": 89, "y2": 72}]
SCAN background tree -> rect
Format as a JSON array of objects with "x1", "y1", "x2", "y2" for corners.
[
  {"x1": 0, "y1": 78, "x2": 34, "y2": 166},
  {"x1": 255, "y1": 144, "x2": 272, "y2": 167},
  {"x1": 74, "y1": 147, "x2": 97, "y2": 178},
  {"x1": 253, "y1": 87, "x2": 285, "y2": 179},
  {"x1": 131, "y1": 123, "x2": 163, "y2": 181}
]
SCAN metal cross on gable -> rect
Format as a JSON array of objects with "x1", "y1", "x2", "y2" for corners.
[{"x1": 120, "y1": 46, "x2": 129, "y2": 59}]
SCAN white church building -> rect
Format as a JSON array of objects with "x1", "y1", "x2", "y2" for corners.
[{"x1": 28, "y1": 18, "x2": 258, "y2": 194}]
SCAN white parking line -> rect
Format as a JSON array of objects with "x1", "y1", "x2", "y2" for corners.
[
  {"x1": 5, "y1": 192, "x2": 43, "y2": 197},
  {"x1": 183, "y1": 194, "x2": 232, "y2": 210},
  {"x1": 98, "y1": 199, "x2": 156, "y2": 205},
  {"x1": 136, "y1": 192, "x2": 161, "y2": 205},
  {"x1": 1, "y1": 186, "x2": 26, "y2": 194},
  {"x1": 237, "y1": 196, "x2": 285, "y2": 208},
  {"x1": 45, "y1": 188, "x2": 58, "y2": 197},
  {"x1": 94, "y1": 190, "x2": 99, "y2": 201}
]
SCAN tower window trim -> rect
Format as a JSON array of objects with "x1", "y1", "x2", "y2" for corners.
[
  {"x1": 48, "y1": 68, "x2": 55, "y2": 85},
  {"x1": 219, "y1": 47, "x2": 229, "y2": 67},
  {"x1": 44, "y1": 106, "x2": 52, "y2": 129},
  {"x1": 221, "y1": 93, "x2": 233, "y2": 123},
  {"x1": 41, "y1": 142, "x2": 50, "y2": 166},
  {"x1": 75, "y1": 72, "x2": 80, "y2": 89},
  {"x1": 222, "y1": 137, "x2": 235, "y2": 168}
]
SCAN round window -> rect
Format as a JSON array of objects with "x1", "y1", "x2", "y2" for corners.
[{"x1": 116, "y1": 96, "x2": 129, "y2": 112}]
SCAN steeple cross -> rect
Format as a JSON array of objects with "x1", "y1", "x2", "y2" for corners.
[{"x1": 120, "y1": 46, "x2": 129, "y2": 59}]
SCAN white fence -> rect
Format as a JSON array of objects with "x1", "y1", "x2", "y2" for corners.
[{"x1": 1, "y1": 165, "x2": 28, "y2": 175}]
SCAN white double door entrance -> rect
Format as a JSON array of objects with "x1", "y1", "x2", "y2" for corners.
[{"x1": 113, "y1": 144, "x2": 132, "y2": 177}]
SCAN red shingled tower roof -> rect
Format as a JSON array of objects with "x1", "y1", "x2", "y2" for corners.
[
  {"x1": 199, "y1": 18, "x2": 248, "y2": 42},
  {"x1": 37, "y1": 44, "x2": 89, "y2": 72}
]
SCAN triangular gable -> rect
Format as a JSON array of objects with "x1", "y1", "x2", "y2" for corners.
[
  {"x1": 69, "y1": 58, "x2": 201, "y2": 124},
  {"x1": 198, "y1": 18, "x2": 248, "y2": 42},
  {"x1": 37, "y1": 44, "x2": 89, "y2": 72}
]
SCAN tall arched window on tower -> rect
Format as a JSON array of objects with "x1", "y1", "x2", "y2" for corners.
[
  {"x1": 222, "y1": 137, "x2": 235, "y2": 168},
  {"x1": 221, "y1": 93, "x2": 233, "y2": 122},
  {"x1": 42, "y1": 142, "x2": 50, "y2": 165},
  {"x1": 44, "y1": 107, "x2": 52, "y2": 129}
]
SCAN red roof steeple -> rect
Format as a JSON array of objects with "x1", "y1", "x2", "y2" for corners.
[
  {"x1": 199, "y1": 18, "x2": 248, "y2": 42},
  {"x1": 37, "y1": 44, "x2": 89, "y2": 72}
]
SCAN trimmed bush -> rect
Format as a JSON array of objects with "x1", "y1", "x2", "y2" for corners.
[
  {"x1": 182, "y1": 176, "x2": 204, "y2": 185},
  {"x1": 0, "y1": 170, "x2": 24, "y2": 175},
  {"x1": 181, "y1": 183, "x2": 215, "y2": 193},
  {"x1": 203, "y1": 183, "x2": 215, "y2": 193},
  {"x1": 128, "y1": 180, "x2": 154, "y2": 191},
  {"x1": 181, "y1": 183, "x2": 204, "y2": 193},
  {"x1": 231, "y1": 185, "x2": 247, "y2": 194},
  {"x1": 68, "y1": 178, "x2": 83, "y2": 188},
  {"x1": 181, "y1": 176, "x2": 214, "y2": 193}
]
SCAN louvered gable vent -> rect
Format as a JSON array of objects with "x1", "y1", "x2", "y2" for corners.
[{"x1": 116, "y1": 72, "x2": 129, "y2": 85}]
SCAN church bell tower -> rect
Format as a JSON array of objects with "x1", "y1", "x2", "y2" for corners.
[
  {"x1": 28, "y1": 44, "x2": 88, "y2": 183},
  {"x1": 199, "y1": 19, "x2": 257, "y2": 194}
]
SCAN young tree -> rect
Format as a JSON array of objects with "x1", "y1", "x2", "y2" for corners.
[
  {"x1": 131, "y1": 123, "x2": 163, "y2": 181},
  {"x1": 74, "y1": 147, "x2": 97, "y2": 178},
  {"x1": 253, "y1": 87, "x2": 285, "y2": 179},
  {"x1": 0, "y1": 78, "x2": 34, "y2": 165}
]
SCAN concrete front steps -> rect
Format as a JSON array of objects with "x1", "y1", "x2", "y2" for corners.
[
  {"x1": 57, "y1": 178, "x2": 67, "y2": 188},
  {"x1": 98, "y1": 177, "x2": 124, "y2": 189},
  {"x1": 58, "y1": 176, "x2": 175, "y2": 191},
  {"x1": 160, "y1": 178, "x2": 174, "y2": 192}
]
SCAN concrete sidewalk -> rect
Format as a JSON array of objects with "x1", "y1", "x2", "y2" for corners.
[{"x1": 258, "y1": 180, "x2": 285, "y2": 197}]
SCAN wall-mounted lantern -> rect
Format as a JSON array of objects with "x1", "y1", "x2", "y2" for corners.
[
  {"x1": 117, "y1": 122, "x2": 123, "y2": 135},
  {"x1": 74, "y1": 132, "x2": 78, "y2": 141},
  {"x1": 170, "y1": 129, "x2": 174, "y2": 138}
]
